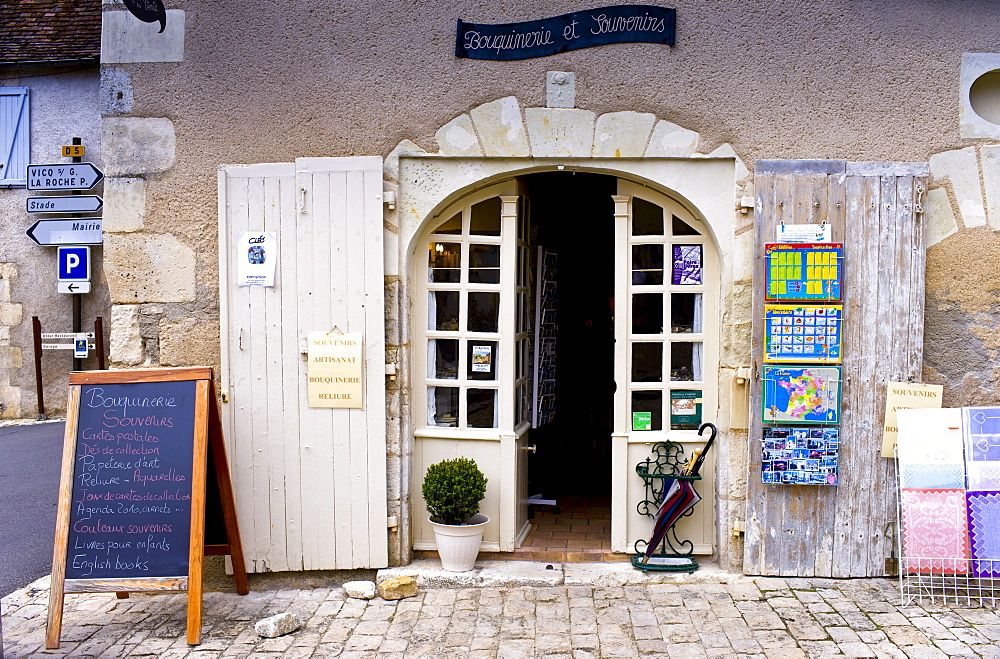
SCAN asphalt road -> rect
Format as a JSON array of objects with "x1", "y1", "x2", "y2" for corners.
[{"x1": 0, "y1": 421, "x2": 64, "y2": 598}]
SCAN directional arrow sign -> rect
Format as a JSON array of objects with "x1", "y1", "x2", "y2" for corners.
[
  {"x1": 26, "y1": 196, "x2": 103, "y2": 213},
  {"x1": 26, "y1": 163, "x2": 104, "y2": 191},
  {"x1": 57, "y1": 281, "x2": 92, "y2": 294},
  {"x1": 26, "y1": 219, "x2": 103, "y2": 246}
]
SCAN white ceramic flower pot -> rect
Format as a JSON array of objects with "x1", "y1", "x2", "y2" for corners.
[{"x1": 428, "y1": 514, "x2": 489, "y2": 572}]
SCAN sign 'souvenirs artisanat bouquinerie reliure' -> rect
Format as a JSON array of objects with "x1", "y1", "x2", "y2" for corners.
[{"x1": 456, "y1": 4, "x2": 675, "y2": 60}]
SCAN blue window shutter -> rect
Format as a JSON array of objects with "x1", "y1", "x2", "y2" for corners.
[{"x1": 0, "y1": 87, "x2": 30, "y2": 187}]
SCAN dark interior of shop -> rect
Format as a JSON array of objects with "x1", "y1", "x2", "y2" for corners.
[{"x1": 521, "y1": 171, "x2": 616, "y2": 500}]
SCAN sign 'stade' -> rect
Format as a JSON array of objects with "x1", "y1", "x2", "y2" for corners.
[
  {"x1": 456, "y1": 4, "x2": 675, "y2": 61},
  {"x1": 123, "y1": 0, "x2": 167, "y2": 33},
  {"x1": 27, "y1": 196, "x2": 103, "y2": 213}
]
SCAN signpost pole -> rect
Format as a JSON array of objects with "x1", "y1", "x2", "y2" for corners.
[
  {"x1": 71, "y1": 138, "x2": 83, "y2": 371},
  {"x1": 95, "y1": 316, "x2": 105, "y2": 370},
  {"x1": 32, "y1": 317, "x2": 45, "y2": 419}
]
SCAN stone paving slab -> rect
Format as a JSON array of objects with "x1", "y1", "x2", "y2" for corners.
[{"x1": 4, "y1": 565, "x2": 1000, "y2": 658}]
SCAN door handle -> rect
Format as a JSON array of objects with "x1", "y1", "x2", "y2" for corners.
[{"x1": 522, "y1": 444, "x2": 537, "y2": 454}]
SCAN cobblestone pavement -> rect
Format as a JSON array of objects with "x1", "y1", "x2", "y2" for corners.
[{"x1": 4, "y1": 570, "x2": 1000, "y2": 658}]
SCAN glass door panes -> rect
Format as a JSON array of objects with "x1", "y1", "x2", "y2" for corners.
[
  {"x1": 423, "y1": 191, "x2": 508, "y2": 430},
  {"x1": 625, "y1": 191, "x2": 709, "y2": 433}
]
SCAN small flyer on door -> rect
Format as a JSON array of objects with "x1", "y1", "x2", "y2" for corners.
[
  {"x1": 237, "y1": 231, "x2": 277, "y2": 287},
  {"x1": 471, "y1": 344, "x2": 492, "y2": 372}
]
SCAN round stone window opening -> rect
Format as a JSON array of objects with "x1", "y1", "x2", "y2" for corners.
[{"x1": 969, "y1": 68, "x2": 1000, "y2": 125}]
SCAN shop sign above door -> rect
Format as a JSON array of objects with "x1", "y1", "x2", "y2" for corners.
[{"x1": 456, "y1": 4, "x2": 675, "y2": 60}]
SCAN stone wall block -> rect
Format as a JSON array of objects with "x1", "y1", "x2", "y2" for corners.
[
  {"x1": 470, "y1": 96, "x2": 531, "y2": 157},
  {"x1": 104, "y1": 233, "x2": 196, "y2": 303},
  {"x1": 981, "y1": 145, "x2": 1000, "y2": 230},
  {"x1": 645, "y1": 120, "x2": 700, "y2": 157},
  {"x1": 732, "y1": 230, "x2": 755, "y2": 282},
  {"x1": 0, "y1": 387, "x2": 21, "y2": 419},
  {"x1": 703, "y1": 143, "x2": 750, "y2": 182},
  {"x1": 102, "y1": 9, "x2": 185, "y2": 63},
  {"x1": 0, "y1": 346, "x2": 23, "y2": 370},
  {"x1": 925, "y1": 188, "x2": 959, "y2": 247},
  {"x1": 102, "y1": 117, "x2": 176, "y2": 176},
  {"x1": 0, "y1": 302, "x2": 23, "y2": 327},
  {"x1": 929, "y1": 147, "x2": 986, "y2": 229},
  {"x1": 159, "y1": 316, "x2": 219, "y2": 367},
  {"x1": 103, "y1": 177, "x2": 146, "y2": 232},
  {"x1": 592, "y1": 111, "x2": 656, "y2": 157},
  {"x1": 384, "y1": 140, "x2": 427, "y2": 182},
  {"x1": 0, "y1": 263, "x2": 14, "y2": 301},
  {"x1": 524, "y1": 108, "x2": 596, "y2": 157},
  {"x1": 110, "y1": 304, "x2": 144, "y2": 366},
  {"x1": 435, "y1": 114, "x2": 483, "y2": 157},
  {"x1": 100, "y1": 67, "x2": 134, "y2": 116}
]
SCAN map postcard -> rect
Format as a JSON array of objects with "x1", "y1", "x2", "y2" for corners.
[
  {"x1": 761, "y1": 426, "x2": 839, "y2": 485},
  {"x1": 764, "y1": 304, "x2": 842, "y2": 364},
  {"x1": 764, "y1": 243, "x2": 843, "y2": 302},
  {"x1": 762, "y1": 365, "x2": 841, "y2": 425}
]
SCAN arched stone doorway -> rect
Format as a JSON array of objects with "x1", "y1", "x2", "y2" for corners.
[{"x1": 386, "y1": 96, "x2": 748, "y2": 568}]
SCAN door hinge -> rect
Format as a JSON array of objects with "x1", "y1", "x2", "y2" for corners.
[{"x1": 386, "y1": 516, "x2": 398, "y2": 528}]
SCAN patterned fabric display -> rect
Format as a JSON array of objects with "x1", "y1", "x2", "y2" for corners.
[
  {"x1": 964, "y1": 407, "x2": 1000, "y2": 490},
  {"x1": 900, "y1": 489, "x2": 969, "y2": 574},
  {"x1": 896, "y1": 409, "x2": 965, "y2": 489},
  {"x1": 967, "y1": 491, "x2": 1000, "y2": 578}
]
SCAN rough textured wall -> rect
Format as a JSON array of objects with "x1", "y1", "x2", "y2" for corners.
[
  {"x1": 0, "y1": 66, "x2": 105, "y2": 418},
  {"x1": 108, "y1": 0, "x2": 1000, "y2": 380}
]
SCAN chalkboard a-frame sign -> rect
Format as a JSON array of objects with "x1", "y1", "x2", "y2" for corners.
[{"x1": 46, "y1": 367, "x2": 249, "y2": 648}]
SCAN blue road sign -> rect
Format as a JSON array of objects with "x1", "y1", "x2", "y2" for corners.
[{"x1": 57, "y1": 246, "x2": 90, "y2": 282}]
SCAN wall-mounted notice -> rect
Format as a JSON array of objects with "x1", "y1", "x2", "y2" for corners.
[
  {"x1": 764, "y1": 304, "x2": 842, "y2": 364},
  {"x1": 880, "y1": 382, "x2": 944, "y2": 458},
  {"x1": 236, "y1": 232, "x2": 277, "y2": 287},
  {"x1": 308, "y1": 332, "x2": 363, "y2": 408},
  {"x1": 762, "y1": 365, "x2": 841, "y2": 425},
  {"x1": 764, "y1": 243, "x2": 843, "y2": 302},
  {"x1": 776, "y1": 223, "x2": 832, "y2": 243},
  {"x1": 761, "y1": 426, "x2": 839, "y2": 485}
]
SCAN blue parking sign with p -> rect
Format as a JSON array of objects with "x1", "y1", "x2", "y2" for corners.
[{"x1": 58, "y1": 246, "x2": 90, "y2": 281}]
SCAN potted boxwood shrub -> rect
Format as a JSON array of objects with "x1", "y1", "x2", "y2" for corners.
[{"x1": 422, "y1": 457, "x2": 489, "y2": 572}]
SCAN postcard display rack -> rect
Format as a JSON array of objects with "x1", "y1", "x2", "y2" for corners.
[
  {"x1": 532, "y1": 249, "x2": 557, "y2": 427},
  {"x1": 896, "y1": 406, "x2": 1000, "y2": 607},
  {"x1": 759, "y1": 241, "x2": 844, "y2": 487}
]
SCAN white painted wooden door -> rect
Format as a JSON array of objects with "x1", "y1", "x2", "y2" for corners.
[
  {"x1": 611, "y1": 180, "x2": 718, "y2": 554},
  {"x1": 219, "y1": 157, "x2": 388, "y2": 571}
]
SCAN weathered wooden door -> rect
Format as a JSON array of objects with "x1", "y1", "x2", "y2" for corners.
[
  {"x1": 744, "y1": 160, "x2": 928, "y2": 577},
  {"x1": 219, "y1": 157, "x2": 388, "y2": 571}
]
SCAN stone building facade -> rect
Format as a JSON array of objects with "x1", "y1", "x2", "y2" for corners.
[{"x1": 3, "y1": 0, "x2": 1000, "y2": 575}]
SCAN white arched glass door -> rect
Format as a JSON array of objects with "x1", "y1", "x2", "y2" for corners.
[
  {"x1": 412, "y1": 181, "x2": 530, "y2": 552},
  {"x1": 612, "y1": 180, "x2": 718, "y2": 554}
]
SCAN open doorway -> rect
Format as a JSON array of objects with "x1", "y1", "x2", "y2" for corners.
[{"x1": 519, "y1": 171, "x2": 619, "y2": 559}]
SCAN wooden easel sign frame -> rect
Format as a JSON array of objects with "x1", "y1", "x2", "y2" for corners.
[{"x1": 46, "y1": 367, "x2": 248, "y2": 648}]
